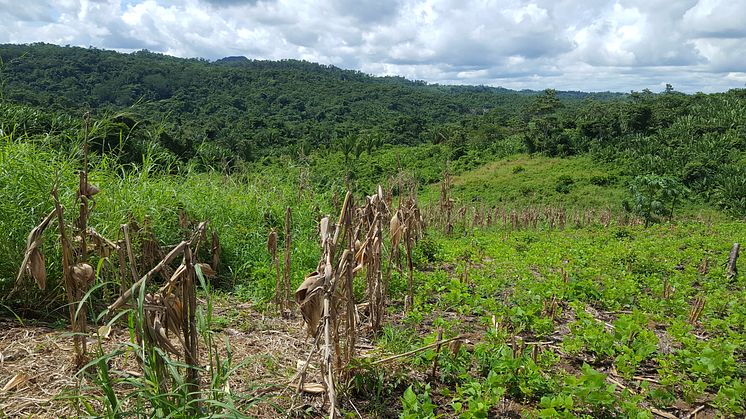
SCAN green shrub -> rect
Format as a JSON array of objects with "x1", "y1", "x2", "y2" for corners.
[{"x1": 555, "y1": 175, "x2": 574, "y2": 194}]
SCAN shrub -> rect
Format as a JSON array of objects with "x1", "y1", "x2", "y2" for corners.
[{"x1": 555, "y1": 175, "x2": 574, "y2": 194}]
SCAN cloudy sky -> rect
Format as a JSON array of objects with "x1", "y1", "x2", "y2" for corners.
[{"x1": 1, "y1": 0, "x2": 744, "y2": 93}]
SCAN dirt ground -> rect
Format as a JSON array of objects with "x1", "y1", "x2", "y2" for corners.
[{"x1": 0, "y1": 300, "x2": 340, "y2": 418}]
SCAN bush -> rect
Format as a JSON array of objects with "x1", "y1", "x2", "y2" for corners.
[
  {"x1": 555, "y1": 175, "x2": 575, "y2": 194},
  {"x1": 590, "y1": 174, "x2": 616, "y2": 186}
]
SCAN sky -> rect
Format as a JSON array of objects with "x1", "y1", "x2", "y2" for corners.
[{"x1": 1, "y1": 0, "x2": 745, "y2": 93}]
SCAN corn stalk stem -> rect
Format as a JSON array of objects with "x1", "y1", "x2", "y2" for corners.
[
  {"x1": 51, "y1": 189, "x2": 86, "y2": 366},
  {"x1": 726, "y1": 243, "x2": 739, "y2": 280},
  {"x1": 283, "y1": 207, "x2": 293, "y2": 309},
  {"x1": 182, "y1": 245, "x2": 200, "y2": 408}
]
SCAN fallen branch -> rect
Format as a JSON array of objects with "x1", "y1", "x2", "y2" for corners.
[
  {"x1": 685, "y1": 405, "x2": 705, "y2": 419},
  {"x1": 371, "y1": 335, "x2": 463, "y2": 366}
]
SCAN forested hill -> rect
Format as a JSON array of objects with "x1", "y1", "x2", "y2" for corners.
[{"x1": 0, "y1": 43, "x2": 621, "y2": 159}]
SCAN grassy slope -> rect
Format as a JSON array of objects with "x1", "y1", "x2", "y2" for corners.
[
  {"x1": 419, "y1": 154, "x2": 624, "y2": 209},
  {"x1": 422, "y1": 153, "x2": 725, "y2": 220}
]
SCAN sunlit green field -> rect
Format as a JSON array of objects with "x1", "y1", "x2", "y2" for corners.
[{"x1": 369, "y1": 221, "x2": 746, "y2": 417}]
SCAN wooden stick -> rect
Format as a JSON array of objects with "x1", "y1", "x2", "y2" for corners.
[
  {"x1": 685, "y1": 405, "x2": 705, "y2": 419},
  {"x1": 107, "y1": 241, "x2": 187, "y2": 313},
  {"x1": 726, "y1": 243, "x2": 739, "y2": 280},
  {"x1": 372, "y1": 335, "x2": 463, "y2": 366},
  {"x1": 121, "y1": 224, "x2": 139, "y2": 284},
  {"x1": 430, "y1": 329, "x2": 443, "y2": 379}
]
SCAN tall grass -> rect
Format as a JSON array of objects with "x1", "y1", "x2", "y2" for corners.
[{"x1": 1, "y1": 126, "x2": 326, "y2": 313}]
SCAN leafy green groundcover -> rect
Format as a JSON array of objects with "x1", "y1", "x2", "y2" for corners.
[{"x1": 364, "y1": 221, "x2": 746, "y2": 417}]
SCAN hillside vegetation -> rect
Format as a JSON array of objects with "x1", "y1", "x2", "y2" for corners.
[{"x1": 2, "y1": 44, "x2": 744, "y2": 216}]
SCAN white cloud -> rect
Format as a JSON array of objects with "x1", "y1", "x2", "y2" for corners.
[
  {"x1": 0, "y1": 0, "x2": 745, "y2": 92},
  {"x1": 683, "y1": 0, "x2": 746, "y2": 38}
]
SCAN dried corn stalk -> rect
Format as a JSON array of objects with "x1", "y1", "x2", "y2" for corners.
[
  {"x1": 294, "y1": 192, "x2": 356, "y2": 419},
  {"x1": 283, "y1": 207, "x2": 293, "y2": 310},
  {"x1": 106, "y1": 223, "x2": 208, "y2": 400},
  {"x1": 391, "y1": 196, "x2": 423, "y2": 312},
  {"x1": 295, "y1": 270, "x2": 325, "y2": 335},
  {"x1": 51, "y1": 189, "x2": 87, "y2": 366}
]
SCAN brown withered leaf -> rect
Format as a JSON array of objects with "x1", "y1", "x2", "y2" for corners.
[
  {"x1": 72, "y1": 263, "x2": 94, "y2": 287},
  {"x1": 295, "y1": 272, "x2": 325, "y2": 336},
  {"x1": 83, "y1": 182, "x2": 100, "y2": 198},
  {"x1": 16, "y1": 209, "x2": 56, "y2": 288},
  {"x1": 29, "y1": 249, "x2": 47, "y2": 290},
  {"x1": 319, "y1": 217, "x2": 329, "y2": 244},
  {"x1": 153, "y1": 315, "x2": 180, "y2": 356},
  {"x1": 390, "y1": 213, "x2": 402, "y2": 247},
  {"x1": 196, "y1": 263, "x2": 216, "y2": 278},
  {"x1": 2, "y1": 373, "x2": 29, "y2": 392},
  {"x1": 299, "y1": 383, "x2": 326, "y2": 394},
  {"x1": 163, "y1": 293, "x2": 183, "y2": 336}
]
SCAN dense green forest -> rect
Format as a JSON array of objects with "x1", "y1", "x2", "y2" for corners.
[{"x1": 0, "y1": 43, "x2": 619, "y2": 161}]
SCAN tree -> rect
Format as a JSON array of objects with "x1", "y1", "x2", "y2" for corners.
[
  {"x1": 523, "y1": 89, "x2": 571, "y2": 156},
  {"x1": 625, "y1": 175, "x2": 686, "y2": 227}
]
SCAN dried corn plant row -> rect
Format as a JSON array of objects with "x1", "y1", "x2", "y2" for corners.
[
  {"x1": 356, "y1": 186, "x2": 389, "y2": 333},
  {"x1": 15, "y1": 179, "x2": 216, "y2": 378},
  {"x1": 429, "y1": 200, "x2": 643, "y2": 235},
  {"x1": 439, "y1": 166, "x2": 454, "y2": 235},
  {"x1": 294, "y1": 192, "x2": 357, "y2": 419},
  {"x1": 291, "y1": 186, "x2": 424, "y2": 418},
  {"x1": 282, "y1": 207, "x2": 293, "y2": 311},
  {"x1": 267, "y1": 208, "x2": 294, "y2": 314},
  {"x1": 391, "y1": 196, "x2": 424, "y2": 313}
]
